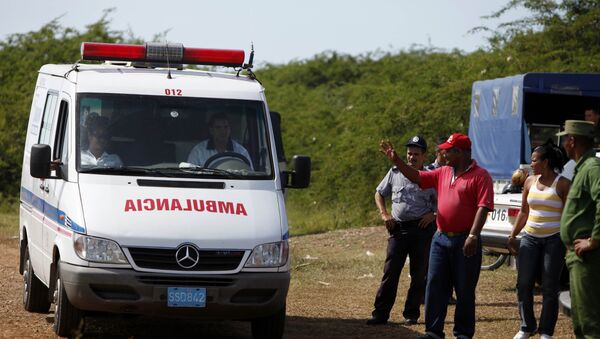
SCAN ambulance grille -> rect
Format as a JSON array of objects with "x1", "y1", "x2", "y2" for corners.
[
  {"x1": 136, "y1": 276, "x2": 234, "y2": 287},
  {"x1": 128, "y1": 247, "x2": 245, "y2": 271}
]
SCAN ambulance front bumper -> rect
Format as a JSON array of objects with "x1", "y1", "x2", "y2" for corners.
[{"x1": 59, "y1": 262, "x2": 289, "y2": 319}]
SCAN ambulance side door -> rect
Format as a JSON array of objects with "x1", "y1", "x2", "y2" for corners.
[
  {"x1": 40, "y1": 93, "x2": 71, "y2": 280},
  {"x1": 31, "y1": 90, "x2": 60, "y2": 282}
]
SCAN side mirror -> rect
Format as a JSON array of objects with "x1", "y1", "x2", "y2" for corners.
[
  {"x1": 288, "y1": 155, "x2": 311, "y2": 189},
  {"x1": 30, "y1": 144, "x2": 51, "y2": 178}
]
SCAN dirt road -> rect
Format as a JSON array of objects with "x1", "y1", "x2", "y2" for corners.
[{"x1": 0, "y1": 227, "x2": 575, "y2": 338}]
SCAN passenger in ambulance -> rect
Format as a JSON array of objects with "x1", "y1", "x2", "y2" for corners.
[
  {"x1": 187, "y1": 113, "x2": 253, "y2": 168},
  {"x1": 80, "y1": 113, "x2": 123, "y2": 167}
]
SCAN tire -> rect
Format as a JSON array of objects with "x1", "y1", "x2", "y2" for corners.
[
  {"x1": 53, "y1": 260, "x2": 84, "y2": 337},
  {"x1": 22, "y1": 246, "x2": 51, "y2": 313},
  {"x1": 481, "y1": 253, "x2": 508, "y2": 271},
  {"x1": 251, "y1": 304, "x2": 286, "y2": 339}
]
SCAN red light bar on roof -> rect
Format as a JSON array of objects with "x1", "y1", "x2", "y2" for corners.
[
  {"x1": 183, "y1": 48, "x2": 245, "y2": 67},
  {"x1": 80, "y1": 42, "x2": 245, "y2": 67},
  {"x1": 81, "y1": 43, "x2": 146, "y2": 61}
]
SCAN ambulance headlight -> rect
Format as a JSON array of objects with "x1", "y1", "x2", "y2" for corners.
[
  {"x1": 73, "y1": 234, "x2": 128, "y2": 264},
  {"x1": 244, "y1": 240, "x2": 289, "y2": 268}
]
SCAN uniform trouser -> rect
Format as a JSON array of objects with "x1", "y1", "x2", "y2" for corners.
[
  {"x1": 425, "y1": 231, "x2": 482, "y2": 339},
  {"x1": 566, "y1": 247, "x2": 600, "y2": 339},
  {"x1": 372, "y1": 221, "x2": 434, "y2": 321},
  {"x1": 516, "y1": 233, "x2": 565, "y2": 336}
]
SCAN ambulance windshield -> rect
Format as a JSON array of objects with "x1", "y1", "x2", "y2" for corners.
[{"x1": 77, "y1": 94, "x2": 273, "y2": 179}]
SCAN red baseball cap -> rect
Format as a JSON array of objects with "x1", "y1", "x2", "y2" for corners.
[{"x1": 438, "y1": 133, "x2": 472, "y2": 150}]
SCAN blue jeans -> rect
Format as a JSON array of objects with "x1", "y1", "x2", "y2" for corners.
[
  {"x1": 424, "y1": 231, "x2": 482, "y2": 339},
  {"x1": 517, "y1": 233, "x2": 565, "y2": 336}
]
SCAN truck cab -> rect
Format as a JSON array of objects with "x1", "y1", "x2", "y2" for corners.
[{"x1": 19, "y1": 42, "x2": 310, "y2": 338}]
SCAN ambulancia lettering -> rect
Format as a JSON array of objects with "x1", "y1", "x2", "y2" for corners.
[{"x1": 124, "y1": 198, "x2": 248, "y2": 216}]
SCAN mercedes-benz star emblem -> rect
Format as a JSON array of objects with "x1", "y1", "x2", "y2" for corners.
[{"x1": 175, "y1": 244, "x2": 200, "y2": 269}]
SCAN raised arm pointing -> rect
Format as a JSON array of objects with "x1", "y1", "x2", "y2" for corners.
[{"x1": 379, "y1": 140, "x2": 420, "y2": 184}]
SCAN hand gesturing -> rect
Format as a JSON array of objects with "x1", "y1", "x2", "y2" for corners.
[{"x1": 379, "y1": 140, "x2": 396, "y2": 160}]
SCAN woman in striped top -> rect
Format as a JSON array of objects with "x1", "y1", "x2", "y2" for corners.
[{"x1": 508, "y1": 142, "x2": 571, "y2": 339}]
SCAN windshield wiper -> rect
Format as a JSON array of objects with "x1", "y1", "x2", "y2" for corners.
[
  {"x1": 160, "y1": 166, "x2": 244, "y2": 179},
  {"x1": 81, "y1": 165, "x2": 245, "y2": 179},
  {"x1": 79, "y1": 167, "x2": 173, "y2": 176}
]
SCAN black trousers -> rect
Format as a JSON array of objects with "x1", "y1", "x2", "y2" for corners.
[{"x1": 372, "y1": 220, "x2": 435, "y2": 320}]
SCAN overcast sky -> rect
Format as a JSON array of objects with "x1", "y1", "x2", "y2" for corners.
[{"x1": 0, "y1": 0, "x2": 528, "y2": 65}]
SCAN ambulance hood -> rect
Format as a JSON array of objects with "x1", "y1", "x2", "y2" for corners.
[{"x1": 78, "y1": 175, "x2": 284, "y2": 250}]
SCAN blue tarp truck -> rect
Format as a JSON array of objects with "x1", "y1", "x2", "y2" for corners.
[{"x1": 468, "y1": 72, "x2": 600, "y2": 316}]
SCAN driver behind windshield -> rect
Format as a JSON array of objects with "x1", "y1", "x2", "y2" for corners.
[
  {"x1": 81, "y1": 113, "x2": 123, "y2": 167},
  {"x1": 187, "y1": 112, "x2": 252, "y2": 168}
]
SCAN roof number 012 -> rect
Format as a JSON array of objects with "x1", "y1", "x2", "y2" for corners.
[{"x1": 165, "y1": 89, "x2": 182, "y2": 96}]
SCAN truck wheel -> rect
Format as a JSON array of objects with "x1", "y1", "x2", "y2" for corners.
[
  {"x1": 251, "y1": 304, "x2": 286, "y2": 339},
  {"x1": 481, "y1": 253, "x2": 508, "y2": 271},
  {"x1": 22, "y1": 246, "x2": 51, "y2": 312},
  {"x1": 53, "y1": 260, "x2": 83, "y2": 337}
]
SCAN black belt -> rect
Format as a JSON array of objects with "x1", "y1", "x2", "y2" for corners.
[{"x1": 395, "y1": 219, "x2": 421, "y2": 228}]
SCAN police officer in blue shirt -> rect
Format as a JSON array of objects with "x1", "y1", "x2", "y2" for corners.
[{"x1": 367, "y1": 136, "x2": 437, "y2": 326}]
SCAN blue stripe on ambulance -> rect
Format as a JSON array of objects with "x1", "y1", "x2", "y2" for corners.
[{"x1": 20, "y1": 186, "x2": 86, "y2": 233}]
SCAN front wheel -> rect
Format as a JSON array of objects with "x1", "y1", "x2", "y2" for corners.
[
  {"x1": 22, "y1": 246, "x2": 51, "y2": 313},
  {"x1": 251, "y1": 304, "x2": 286, "y2": 339},
  {"x1": 53, "y1": 260, "x2": 83, "y2": 337}
]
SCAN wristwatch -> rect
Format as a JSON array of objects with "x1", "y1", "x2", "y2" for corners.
[{"x1": 468, "y1": 234, "x2": 478, "y2": 240}]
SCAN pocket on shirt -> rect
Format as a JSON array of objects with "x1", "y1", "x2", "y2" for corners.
[
  {"x1": 567, "y1": 185, "x2": 583, "y2": 200},
  {"x1": 565, "y1": 186, "x2": 585, "y2": 211}
]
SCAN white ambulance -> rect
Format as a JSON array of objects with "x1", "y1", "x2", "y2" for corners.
[{"x1": 19, "y1": 42, "x2": 310, "y2": 338}]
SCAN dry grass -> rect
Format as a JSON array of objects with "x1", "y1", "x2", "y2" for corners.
[
  {"x1": 287, "y1": 226, "x2": 575, "y2": 338},
  {"x1": 0, "y1": 211, "x2": 18, "y2": 238}
]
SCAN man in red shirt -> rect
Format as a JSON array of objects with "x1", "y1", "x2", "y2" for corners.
[{"x1": 380, "y1": 133, "x2": 494, "y2": 339}]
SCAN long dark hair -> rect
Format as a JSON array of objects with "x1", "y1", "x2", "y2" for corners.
[{"x1": 533, "y1": 140, "x2": 565, "y2": 173}]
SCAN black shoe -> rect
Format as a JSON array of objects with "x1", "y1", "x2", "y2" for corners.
[
  {"x1": 404, "y1": 318, "x2": 418, "y2": 325},
  {"x1": 366, "y1": 316, "x2": 388, "y2": 325}
]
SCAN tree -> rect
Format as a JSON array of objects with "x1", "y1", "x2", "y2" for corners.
[{"x1": 0, "y1": 10, "x2": 133, "y2": 205}]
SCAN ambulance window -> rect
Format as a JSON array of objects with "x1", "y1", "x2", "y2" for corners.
[
  {"x1": 61, "y1": 121, "x2": 70, "y2": 166},
  {"x1": 39, "y1": 92, "x2": 59, "y2": 146},
  {"x1": 76, "y1": 93, "x2": 274, "y2": 179},
  {"x1": 54, "y1": 101, "x2": 69, "y2": 161}
]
